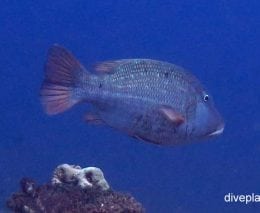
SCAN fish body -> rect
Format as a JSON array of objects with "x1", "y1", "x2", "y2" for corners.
[{"x1": 41, "y1": 45, "x2": 224, "y2": 145}]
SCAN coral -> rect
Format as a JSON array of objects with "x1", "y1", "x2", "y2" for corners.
[
  {"x1": 52, "y1": 164, "x2": 110, "y2": 190},
  {"x1": 6, "y1": 164, "x2": 145, "y2": 213}
]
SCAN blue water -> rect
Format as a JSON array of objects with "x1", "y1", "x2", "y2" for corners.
[{"x1": 0, "y1": 1, "x2": 259, "y2": 212}]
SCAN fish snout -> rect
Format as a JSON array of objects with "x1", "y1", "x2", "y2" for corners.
[
  {"x1": 205, "y1": 107, "x2": 225, "y2": 138},
  {"x1": 194, "y1": 102, "x2": 224, "y2": 139},
  {"x1": 207, "y1": 122, "x2": 225, "y2": 137}
]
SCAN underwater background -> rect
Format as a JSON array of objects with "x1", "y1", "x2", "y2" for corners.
[{"x1": 0, "y1": 0, "x2": 259, "y2": 212}]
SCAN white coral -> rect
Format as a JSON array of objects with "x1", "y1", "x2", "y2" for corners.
[{"x1": 52, "y1": 164, "x2": 109, "y2": 190}]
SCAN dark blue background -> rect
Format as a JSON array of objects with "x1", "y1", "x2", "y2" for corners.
[{"x1": 1, "y1": 0, "x2": 259, "y2": 212}]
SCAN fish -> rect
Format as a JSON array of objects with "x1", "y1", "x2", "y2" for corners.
[{"x1": 40, "y1": 44, "x2": 224, "y2": 145}]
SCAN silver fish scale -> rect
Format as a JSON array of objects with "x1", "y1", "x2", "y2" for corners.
[
  {"x1": 96, "y1": 60, "x2": 200, "y2": 113},
  {"x1": 82, "y1": 59, "x2": 201, "y2": 145}
]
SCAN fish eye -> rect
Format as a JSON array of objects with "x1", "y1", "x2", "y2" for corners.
[{"x1": 203, "y1": 94, "x2": 209, "y2": 102}]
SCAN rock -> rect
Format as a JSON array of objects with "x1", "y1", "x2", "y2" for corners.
[{"x1": 6, "y1": 163, "x2": 145, "y2": 213}]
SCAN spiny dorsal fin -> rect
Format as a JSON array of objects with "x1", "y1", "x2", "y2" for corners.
[{"x1": 94, "y1": 60, "x2": 130, "y2": 74}]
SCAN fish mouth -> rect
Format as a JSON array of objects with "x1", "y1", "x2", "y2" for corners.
[{"x1": 207, "y1": 124, "x2": 224, "y2": 137}]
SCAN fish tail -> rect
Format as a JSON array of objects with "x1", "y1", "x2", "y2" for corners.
[{"x1": 40, "y1": 44, "x2": 89, "y2": 115}]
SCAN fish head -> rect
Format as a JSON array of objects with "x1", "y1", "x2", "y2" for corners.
[{"x1": 189, "y1": 90, "x2": 224, "y2": 140}]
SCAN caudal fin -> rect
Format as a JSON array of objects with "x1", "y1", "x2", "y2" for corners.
[{"x1": 40, "y1": 44, "x2": 88, "y2": 115}]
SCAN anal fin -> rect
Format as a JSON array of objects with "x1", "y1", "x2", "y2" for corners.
[
  {"x1": 83, "y1": 112, "x2": 105, "y2": 125},
  {"x1": 132, "y1": 134, "x2": 161, "y2": 145}
]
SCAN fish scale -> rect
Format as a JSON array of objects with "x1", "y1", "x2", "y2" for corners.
[
  {"x1": 98, "y1": 62, "x2": 191, "y2": 104},
  {"x1": 84, "y1": 60, "x2": 200, "y2": 142},
  {"x1": 96, "y1": 61, "x2": 192, "y2": 111}
]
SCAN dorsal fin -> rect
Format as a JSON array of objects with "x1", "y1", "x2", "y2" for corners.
[{"x1": 94, "y1": 60, "x2": 127, "y2": 74}]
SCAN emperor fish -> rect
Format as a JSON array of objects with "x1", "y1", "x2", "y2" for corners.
[{"x1": 40, "y1": 45, "x2": 224, "y2": 145}]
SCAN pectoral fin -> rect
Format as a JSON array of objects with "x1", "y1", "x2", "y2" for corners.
[{"x1": 159, "y1": 105, "x2": 185, "y2": 126}]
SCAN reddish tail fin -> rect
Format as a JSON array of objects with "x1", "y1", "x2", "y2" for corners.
[{"x1": 40, "y1": 45, "x2": 87, "y2": 115}]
